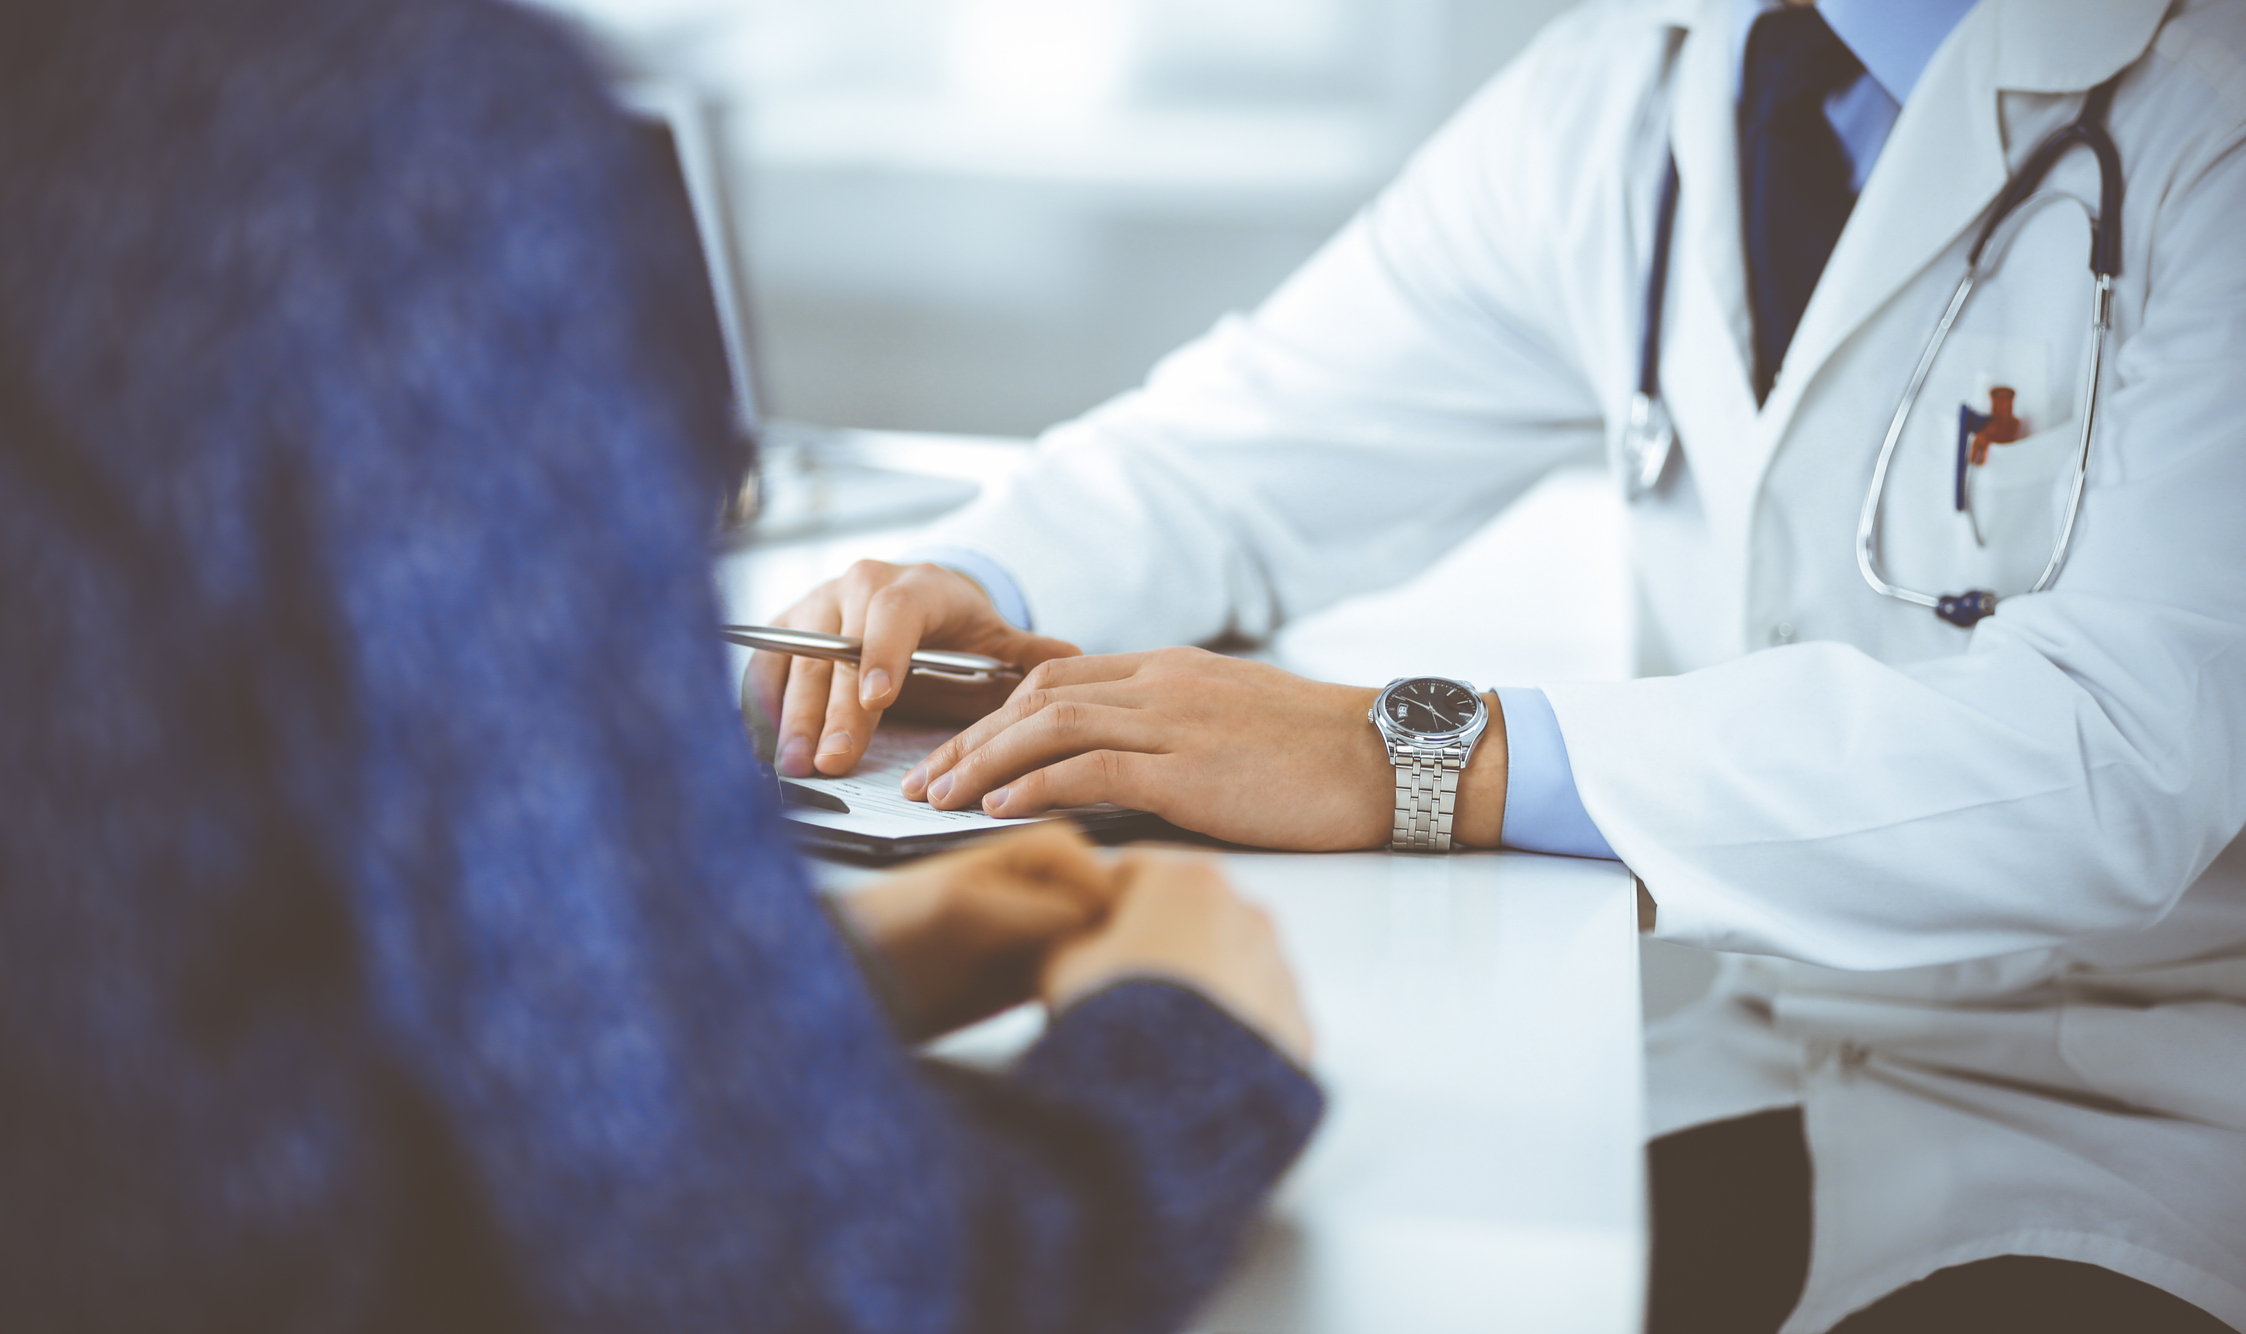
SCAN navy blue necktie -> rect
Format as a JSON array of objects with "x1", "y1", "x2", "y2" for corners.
[{"x1": 1739, "y1": 6, "x2": 1864, "y2": 403}]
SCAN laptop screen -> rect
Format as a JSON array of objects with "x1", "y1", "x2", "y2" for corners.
[{"x1": 615, "y1": 83, "x2": 761, "y2": 444}]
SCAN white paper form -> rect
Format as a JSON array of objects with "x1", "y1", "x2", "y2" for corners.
[{"x1": 780, "y1": 724, "x2": 1099, "y2": 839}]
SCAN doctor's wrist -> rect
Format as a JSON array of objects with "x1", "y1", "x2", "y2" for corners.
[
  {"x1": 1449, "y1": 693, "x2": 1508, "y2": 849},
  {"x1": 1364, "y1": 689, "x2": 1507, "y2": 850}
]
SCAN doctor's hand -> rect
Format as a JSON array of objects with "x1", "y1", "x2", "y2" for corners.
[
  {"x1": 750, "y1": 559, "x2": 1082, "y2": 778},
  {"x1": 837, "y1": 823, "x2": 1116, "y2": 1040},
  {"x1": 901, "y1": 648, "x2": 1509, "y2": 852}
]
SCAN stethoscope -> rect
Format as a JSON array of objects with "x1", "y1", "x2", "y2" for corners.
[{"x1": 1620, "y1": 73, "x2": 2126, "y2": 629}]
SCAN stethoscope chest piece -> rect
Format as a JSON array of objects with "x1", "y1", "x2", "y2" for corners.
[
  {"x1": 1620, "y1": 390, "x2": 1675, "y2": 501},
  {"x1": 1935, "y1": 590, "x2": 1999, "y2": 628},
  {"x1": 1623, "y1": 157, "x2": 1685, "y2": 504}
]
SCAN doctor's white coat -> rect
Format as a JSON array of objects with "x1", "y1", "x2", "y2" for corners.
[{"x1": 917, "y1": 0, "x2": 2246, "y2": 1325}]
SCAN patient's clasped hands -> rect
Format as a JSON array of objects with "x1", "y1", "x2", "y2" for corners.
[
  {"x1": 755, "y1": 559, "x2": 1509, "y2": 851},
  {"x1": 841, "y1": 824, "x2": 1314, "y2": 1063}
]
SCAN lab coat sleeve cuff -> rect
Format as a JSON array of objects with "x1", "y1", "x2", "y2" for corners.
[
  {"x1": 1495, "y1": 686, "x2": 1619, "y2": 859},
  {"x1": 902, "y1": 545, "x2": 1033, "y2": 630}
]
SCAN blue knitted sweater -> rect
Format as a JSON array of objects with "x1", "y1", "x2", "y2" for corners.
[{"x1": 0, "y1": 1, "x2": 1322, "y2": 1329}]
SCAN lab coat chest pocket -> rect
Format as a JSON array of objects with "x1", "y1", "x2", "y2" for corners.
[
  {"x1": 1965, "y1": 418, "x2": 2079, "y2": 590},
  {"x1": 1876, "y1": 328, "x2": 2073, "y2": 599},
  {"x1": 1949, "y1": 190, "x2": 2101, "y2": 591},
  {"x1": 1877, "y1": 194, "x2": 2094, "y2": 600}
]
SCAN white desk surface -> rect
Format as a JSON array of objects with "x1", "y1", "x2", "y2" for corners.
[
  {"x1": 729, "y1": 430, "x2": 1647, "y2": 1333},
  {"x1": 1184, "y1": 849, "x2": 1643, "y2": 1334},
  {"x1": 813, "y1": 848, "x2": 1647, "y2": 1334}
]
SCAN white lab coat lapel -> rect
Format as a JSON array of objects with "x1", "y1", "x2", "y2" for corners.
[
  {"x1": 1666, "y1": 0, "x2": 1751, "y2": 387},
  {"x1": 1657, "y1": 0, "x2": 1763, "y2": 614},
  {"x1": 1988, "y1": 0, "x2": 2173, "y2": 95}
]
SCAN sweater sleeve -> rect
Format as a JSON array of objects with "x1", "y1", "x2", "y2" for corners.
[{"x1": 925, "y1": 983, "x2": 1324, "y2": 1334}]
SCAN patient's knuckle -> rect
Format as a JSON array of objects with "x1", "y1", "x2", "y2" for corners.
[{"x1": 1172, "y1": 876, "x2": 1228, "y2": 915}]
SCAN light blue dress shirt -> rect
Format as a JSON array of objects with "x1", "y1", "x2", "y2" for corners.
[
  {"x1": 909, "y1": 544, "x2": 1036, "y2": 631},
  {"x1": 917, "y1": 0, "x2": 1980, "y2": 860},
  {"x1": 1735, "y1": 0, "x2": 1980, "y2": 190}
]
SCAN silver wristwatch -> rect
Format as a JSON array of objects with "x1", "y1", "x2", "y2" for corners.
[{"x1": 1369, "y1": 676, "x2": 1490, "y2": 853}]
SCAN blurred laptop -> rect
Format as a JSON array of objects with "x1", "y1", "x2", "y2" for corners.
[{"x1": 614, "y1": 81, "x2": 979, "y2": 544}]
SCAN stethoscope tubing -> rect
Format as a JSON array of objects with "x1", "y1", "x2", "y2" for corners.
[
  {"x1": 1855, "y1": 268, "x2": 1980, "y2": 611},
  {"x1": 1860, "y1": 78, "x2": 2122, "y2": 624},
  {"x1": 2035, "y1": 273, "x2": 2112, "y2": 596},
  {"x1": 1621, "y1": 158, "x2": 1684, "y2": 501},
  {"x1": 1635, "y1": 71, "x2": 2128, "y2": 629}
]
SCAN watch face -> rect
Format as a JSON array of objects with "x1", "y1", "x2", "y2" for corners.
[{"x1": 1382, "y1": 678, "x2": 1481, "y2": 738}]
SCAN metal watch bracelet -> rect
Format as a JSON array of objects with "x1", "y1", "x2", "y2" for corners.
[{"x1": 1391, "y1": 744, "x2": 1468, "y2": 852}]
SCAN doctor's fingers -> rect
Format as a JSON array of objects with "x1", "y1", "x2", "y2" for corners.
[
  {"x1": 918, "y1": 698, "x2": 1167, "y2": 812},
  {"x1": 905, "y1": 661, "x2": 1156, "y2": 800},
  {"x1": 763, "y1": 591, "x2": 857, "y2": 777},
  {"x1": 747, "y1": 585, "x2": 838, "y2": 734},
  {"x1": 850, "y1": 563, "x2": 1089, "y2": 719},
  {"x1": 808, "y1": 583, "x2": 886, "y2": 776},
  {"x1": 1004, "y1": 650, "x2": 1156, "y2": 695},
  {"x1": 983, "y1": 749, "x2": 1171, "y2": 824},
  {"x1": 838, "y1": 559, "x2": 936, "y2": 712},
  {"x1": 770, "y1": 656, "x2": 837, "y2": 777},
  {"x1": 851, "y1": 561, "x2": 1041, "y2": 705}
]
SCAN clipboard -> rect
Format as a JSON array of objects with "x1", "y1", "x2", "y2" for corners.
[
  {"x1": 773, "y1": 727, "x2": 1165, "y2": 862},
  {"x1": 741, "y1": 673, "x2": 1165, "y2": 862},
  {"x1": 782, "y1": 789, "x2": 1166, "y2": 862}
]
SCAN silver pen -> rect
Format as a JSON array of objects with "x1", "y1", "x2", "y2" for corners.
[{"x1": 720, "y1": 624, "x2": 1018, "y2": 685}]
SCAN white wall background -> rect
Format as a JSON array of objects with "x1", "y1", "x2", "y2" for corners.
[{"x1": 535, "y1": 0, "x2": 1578, "y2": 434}]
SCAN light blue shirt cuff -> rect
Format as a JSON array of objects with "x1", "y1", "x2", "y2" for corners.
[
  {"x1": 1494, "y1": 687, "x2": 1617, "y2": 860},
  {"x1": 902, "y1": 545, "x2": 1032, "y2": 631}
]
